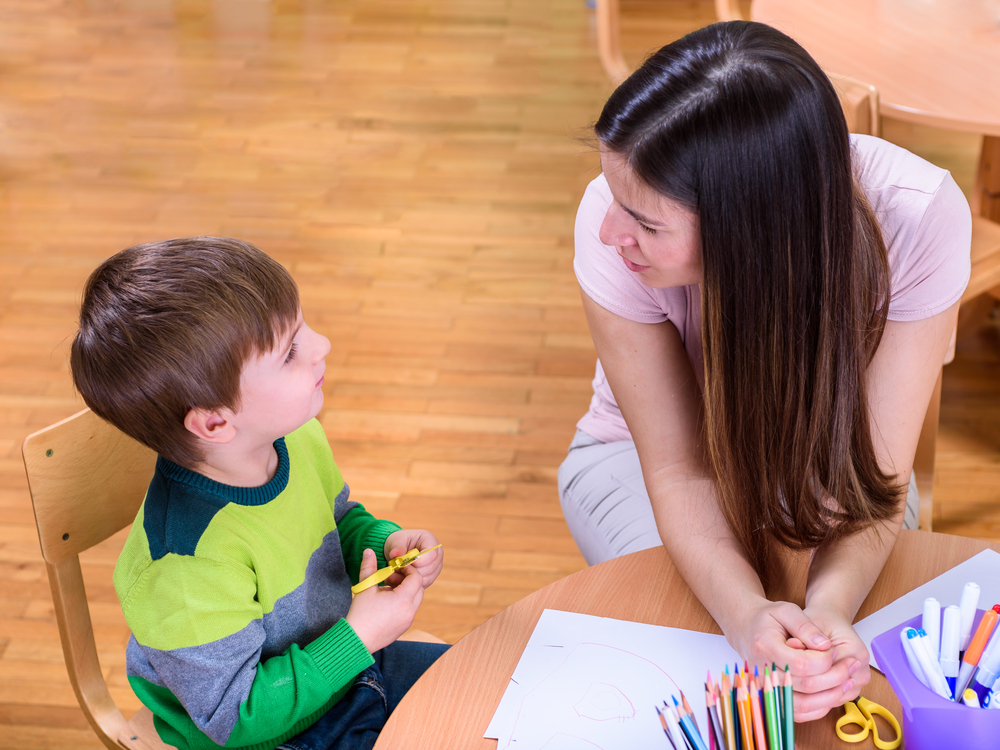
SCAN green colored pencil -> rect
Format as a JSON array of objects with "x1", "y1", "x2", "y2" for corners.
[
  {"x1": 782, "y1": 666, "x2": 794, "y2": 750},
  {"x1": 763, "y1": 669, "x2": 780, "y2": 750}
]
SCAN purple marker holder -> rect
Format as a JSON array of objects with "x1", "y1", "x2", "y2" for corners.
[{"x1": 871, "y1": 609, "x2": 1000, "y2": 750}]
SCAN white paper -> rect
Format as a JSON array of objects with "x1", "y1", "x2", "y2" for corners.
[
  {"x1": 854, "y1": 548, "x2": 1000, "y2": 669},
  {"x1": 484, "y1": 609, "x2": 742, "y2": 749}
]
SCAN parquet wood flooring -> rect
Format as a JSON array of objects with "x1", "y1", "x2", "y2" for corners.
[{"x1": 0, "y1": 1, "x2": 997, "y2": 747}]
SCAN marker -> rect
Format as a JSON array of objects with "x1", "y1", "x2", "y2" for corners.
[
  {"x1": 923, "y1": 597, "x2": 941, "y2": 659},
  {"x1": 959, "y1": 582, "x2": 981, "y2": 652},
  {"x1": 940, "y1": 605, "x2": 961, "y2": 697},
  {"x1": 971, "y1": 621, "x2": 1000, "y2": 704},
  {"x1": 956, "y1": 605, "x2": 1000, "y2": 697},
  {"x1": 907, "y1": 629, "x2": 953, "y2": 700},
  {"x1": 900, "y1": 628, "x2": 930, "y2": 688},
  {"x1": 963, "y1": 688, "x2": 981, "y2": 708},
  {"x1": 917, "y1": 629, "x2": 952, "y2": 695}
]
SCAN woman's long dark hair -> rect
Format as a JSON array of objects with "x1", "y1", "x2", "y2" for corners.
[{"x1": 595, "y1": 21, "x2": 901, "y2": 581}]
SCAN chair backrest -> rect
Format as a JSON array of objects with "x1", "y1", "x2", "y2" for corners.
[
  {"x1": 828, "y1": 72, "x2": 880, "y2": 137},
  {"x1": 22, "y1": 408, "x2": 161, "y2": 750}
]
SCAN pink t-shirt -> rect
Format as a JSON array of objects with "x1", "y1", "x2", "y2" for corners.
[{"x1": 575, "y1": 134, "x2": 972, "y2": 443}]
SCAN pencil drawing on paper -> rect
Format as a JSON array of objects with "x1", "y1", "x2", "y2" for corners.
[{"x1": 502, "y1": 641, "x2": 681, "y2": 749}]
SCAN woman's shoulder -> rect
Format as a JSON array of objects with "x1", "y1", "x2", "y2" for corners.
[
  {"x1": 851, "y1": 134, "x2": 972, "y2": 321},
  {"x1": 851, "y1": 133, "x2": 951, "y2": 205}
]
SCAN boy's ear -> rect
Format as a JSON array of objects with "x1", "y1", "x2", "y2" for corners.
[{"x1": 183, "y1": 407, "x2": 237, "y2": 444}]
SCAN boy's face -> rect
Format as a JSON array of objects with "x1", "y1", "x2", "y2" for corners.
[{"x1": 231, "y1": 308, "x2": 331, "y2": 442}]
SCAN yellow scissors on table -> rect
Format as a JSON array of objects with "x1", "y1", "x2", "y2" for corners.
[
  {"x1": 351, "y1": 544, "x2": 442, "y2": 594},
  {"x1": 835, "y1": 696, "x2": 902, "y2": 750}
]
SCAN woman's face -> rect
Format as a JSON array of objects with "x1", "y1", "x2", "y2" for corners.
[{"x1": 598, "y1": 145, "x2": 702, "y2": 289}]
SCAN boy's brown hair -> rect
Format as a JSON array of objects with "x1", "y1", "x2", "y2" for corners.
[{"x1": 71, "y1": 236, "x2": 300, "y2": 468}]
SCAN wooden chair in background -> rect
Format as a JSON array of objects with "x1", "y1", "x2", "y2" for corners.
[
  {"x1": 594, "y1": 0, "x2": 743, "y2": 83},
  {"x1": 22, "y1": 408, "x2": 170, "y2": 750}
]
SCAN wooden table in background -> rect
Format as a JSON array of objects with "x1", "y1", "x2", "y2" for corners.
[
  {"x1": 752, "y1": 0, "x2": 1000, "y2": 220},
  {"x1": 375, "y1": 530, "x2": 1000, "y2": 748}
]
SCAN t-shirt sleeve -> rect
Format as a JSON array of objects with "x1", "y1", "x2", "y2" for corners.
[
  {"x1": 843, "y1": 131, "x2": 976, "y2": 323},
  {"x1": 573, "y1": 174, "x2": 676, "y2": 324}
]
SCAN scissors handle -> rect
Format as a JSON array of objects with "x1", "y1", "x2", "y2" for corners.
[
  {"x1": 856, "y1": 697, "x2": 901, "y2": 750},
  {"x1": 835, "y1": 701, "x2": 870, "y2": 744}
]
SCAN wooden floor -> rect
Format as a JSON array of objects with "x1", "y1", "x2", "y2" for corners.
[{"x1": 0, "y1": 1, "x2": 996, "y2": 748}]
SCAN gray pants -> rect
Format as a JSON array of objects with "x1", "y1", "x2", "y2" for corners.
[{"x1": 557, "y1": 430, "x2": 920, "y2": 566}]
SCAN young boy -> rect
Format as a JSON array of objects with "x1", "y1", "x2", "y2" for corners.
[{"x1": 70, "y1": 237, "x2": 447, "y2": 750}]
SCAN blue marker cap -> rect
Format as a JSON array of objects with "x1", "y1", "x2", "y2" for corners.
[
  {"x1": 907, "y1": 628, "x2": 919, "y2": 638},
  {"x1": 917, "y1": 628, "x2": 928, "y2": 637}
]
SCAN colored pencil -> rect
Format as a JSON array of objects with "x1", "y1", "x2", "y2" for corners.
[
  {"x1": 783, "y1": 667, "x2": 794, "y2": 750},
  {"x1": 737, "y1": 680, "x2": 755, "y2": 750},
  {"x1": 721, "y1": 670, "x2": 737, "y2": 750},
  {"x1": 681, "y1": 690, "x2": 701, "y2": 735},
  {"x1": 748, "y1": 674, "x2": 767, "y2": 750},
  {"x1": 664, "y1": 702, "x2": 690, "y2": 750},
  {"x1": 658, "y1": 705, "x2": 678, "y2": 750},
  {"x1": 674, "y1": 695, "x2": 709, "y2": 750},
  {"x1": 706, "y1": 682, "x2": 726, "y2": 750},
  {"x1": 763, "y1": 670, "x2": 780, "y2": 750}
]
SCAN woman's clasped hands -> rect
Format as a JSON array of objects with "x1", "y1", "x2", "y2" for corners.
[{"x1": 736, "y1": 599, "x2": 870, "y2": 722}]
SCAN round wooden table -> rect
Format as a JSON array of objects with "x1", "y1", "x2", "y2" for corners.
[
  {"x1": 751, "y1": 0, "x2": 1000, "y2": 220},
  {"x1": 375, "y1": 530, "x2": 1000, "y2": 748},
  {"x1": 752, "y1": 0, "x2": 1000, "y2": 136}
]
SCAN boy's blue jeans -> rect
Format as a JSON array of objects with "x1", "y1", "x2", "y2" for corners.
[{"x1": 276, "y1": 640, "x2": 450, "y2": 750}]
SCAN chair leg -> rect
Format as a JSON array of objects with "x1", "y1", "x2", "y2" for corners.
[{"x1": 913, "y1": 369, "x2": 943, "y2": 531}]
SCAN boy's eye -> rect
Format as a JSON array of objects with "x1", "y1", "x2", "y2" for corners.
[
  {"x1": 284, "y1": 343, "x2": 297, "y2": 363},
  {"x1": 639, "y1": 222, "x2": 657, "y2": 235}
]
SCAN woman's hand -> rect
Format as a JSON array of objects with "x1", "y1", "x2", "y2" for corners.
[
  {"x1": 793, "y1": 604, "x2": 870, "y2": 721},
  {"x1": 732, "y1": 599, "x2": 867, "y2": 722},
  {"x1": 383, "y1": 529, "x2": 443, "y2": 588},
  {"x1": 734, "y1": 599, "x2": 835, "y2": 677}
]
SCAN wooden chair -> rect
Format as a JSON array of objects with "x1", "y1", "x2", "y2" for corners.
[
  {"x1": 22, "y1": 408, "x2": 170, "y2": 750},
  {"x1": 594, "y1": 0, "x2": 743, "y2": 83},
  {"x1": 22, "y1": 407, "x2": 446, "y2": 750}
]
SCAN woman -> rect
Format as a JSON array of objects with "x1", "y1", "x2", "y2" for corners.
[{"x1": 559, "y1": 21, "x2": 970, "y2": 721}]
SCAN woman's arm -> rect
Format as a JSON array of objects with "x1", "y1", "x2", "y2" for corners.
[
  {"x1": 580, "y1": 295, "x2": 843, "y2": 700},
  {"x1": 795, "y1": 300, "x2": 960, "y2": 718}
]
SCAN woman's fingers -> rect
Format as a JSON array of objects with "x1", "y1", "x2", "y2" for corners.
[
  {"x1": 770, "y1": 604, "x2": 832, "y2": 652},
  {"x1": 793, "y1": 676, "x2": 861, "y2": 721}
]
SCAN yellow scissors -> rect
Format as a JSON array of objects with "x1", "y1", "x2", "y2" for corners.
[
  {"x1": 351, "y1": 544, "x2": 442, "y2": 594},
  {"x1": 835, "y1": 696, "x2": 902, "y2": 750}
]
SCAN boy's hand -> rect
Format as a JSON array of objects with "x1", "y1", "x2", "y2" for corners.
[
  {"x1": 345, "y1": 549, "x2": 424, "y2": 654},
  {"x1": 384, "y1": 529, "x2": 443, "y2": 588}
]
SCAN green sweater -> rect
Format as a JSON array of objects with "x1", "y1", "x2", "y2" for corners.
[{"x1": 113, "y1": 419, "x2": 401, "y2": 750}]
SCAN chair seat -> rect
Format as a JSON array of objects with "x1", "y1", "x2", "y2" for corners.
[{"x1": 118, "y1": 707, "x2": 176, "y2": 750}]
